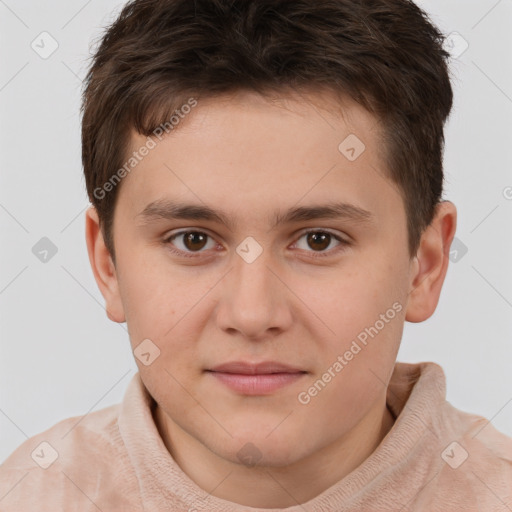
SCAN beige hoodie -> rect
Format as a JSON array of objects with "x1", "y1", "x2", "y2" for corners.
[{"x1": 1, "y1": 361, "x2": 511, "y2": 511}]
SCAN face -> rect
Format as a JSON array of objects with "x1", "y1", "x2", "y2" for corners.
[{"x1": 103, "y1": 90, "x2": 416, "y2": 466}]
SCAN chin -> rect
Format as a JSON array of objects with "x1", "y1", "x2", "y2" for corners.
[{"x1": 212, "y1": 430, "x2": 311, "y2": 469}]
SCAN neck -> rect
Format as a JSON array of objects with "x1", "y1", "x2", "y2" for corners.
[{"x1": 153, "y1": 398, "x2": 395, "y2": 508}]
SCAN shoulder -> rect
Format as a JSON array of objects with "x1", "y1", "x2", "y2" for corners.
[
  {"x1": 0, "y1": 403, "x2": 142, "y2": 512},
  {"x1": 432, "y1": 402, "x2": 512, "y2": 510},
  {"x1": 439, "y1": 401, "x2": 512, "y2": 468}
]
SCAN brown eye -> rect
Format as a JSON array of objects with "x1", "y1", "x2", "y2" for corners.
[
  {"x1": 306, "y1": 232, "x2": 331, "y2": 251},
  {"x1": 165, "y1": 230, "x2": 216, "y2": 256},
  {"x1": 294, "y1": 230, "x2": 347, "y2": 257},
  {"x1": 183, "y1": 232, "x2": 208, "y2": 251}
]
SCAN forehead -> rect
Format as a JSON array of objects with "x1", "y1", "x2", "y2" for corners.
[{"x1": 116, "y1": 89, "x2": 400, "y2": 225}]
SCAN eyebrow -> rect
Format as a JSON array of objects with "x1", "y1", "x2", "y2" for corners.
[{"x1": 135, "y1": 199, "x2": 375, "y2": 231}]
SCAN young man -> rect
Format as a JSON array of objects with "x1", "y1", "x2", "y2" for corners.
[{"x1": 1, "y1": 0, "x2": 511, "y2": 510}]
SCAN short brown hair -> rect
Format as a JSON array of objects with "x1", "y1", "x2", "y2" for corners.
[{"x1": 81, "y1": 0, "x2": 453, "y2": 265}]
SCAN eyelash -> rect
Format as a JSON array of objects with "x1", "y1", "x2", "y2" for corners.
[{"x1": 162, "y1": 229, "x2": 350, "y2": 259}]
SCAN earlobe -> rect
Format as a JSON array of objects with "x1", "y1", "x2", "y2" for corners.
[
  {"x1": 85, "y1": 206, "x2": 126, "y2": 323},
  {"x1": 405, "y1": 201, "x2": 457, "y2": 323}
]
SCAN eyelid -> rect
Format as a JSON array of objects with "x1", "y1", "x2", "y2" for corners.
[
  {"x1": 294, "y1": 227, "x2": 350, "y2": 243},
  {"x1": 291, "y1": 228, "x2": 349, "y2": 257},
  {"x1": 163, "y1": 228, "x2": 220, "y2": 258}
]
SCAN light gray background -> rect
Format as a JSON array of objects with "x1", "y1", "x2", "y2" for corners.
[{"x1": 1, "y1": 0, "x2": 511, "y2": 464}]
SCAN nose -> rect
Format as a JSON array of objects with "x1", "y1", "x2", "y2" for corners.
[{"x1": 214, "y1": 247, "x2": 293, "y2": 341}]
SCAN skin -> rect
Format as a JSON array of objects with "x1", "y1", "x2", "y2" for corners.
[{"x1": 85, "y1": 89, "x2": 457, "y2": 508}]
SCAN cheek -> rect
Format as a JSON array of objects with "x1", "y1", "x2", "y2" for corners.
[
  {"x1": 302, "y1": 264, "x2": 401, "y2": 335},
  {"x1": 296, "y1": 306, "x2": 404, "y2": 432},
  {"x1": 297, "y1": 258, "x2": 406, "y2": 383},
  {"x1": 117, "y1": 251, "x2": 209, "y2": 340},
  {"x1": 117, "y1": 263, "x2": 213, "y2": 379}
]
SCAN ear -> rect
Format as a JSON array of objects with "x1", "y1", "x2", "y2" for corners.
[
  {"x1": 85, "y1": 206, "x2": 126, "y2": 323},
  {"x1": 405, "y1": 201, "x2": 457, "y2": 323}
]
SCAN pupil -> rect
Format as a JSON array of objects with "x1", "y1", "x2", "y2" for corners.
[
  {"x1": 185, "y1": 232, "x2": 207, "y2": 251},
  {"x1": 308, "y1": 232, "x2": 330, "y2": 251}
]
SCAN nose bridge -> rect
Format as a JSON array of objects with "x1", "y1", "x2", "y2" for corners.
[
  {"x1": 232, "y1": 243, "x2": 277, "y2": 307},
  {"x1": 217, "y1": 241, "x2": 289, "y2": 338}
]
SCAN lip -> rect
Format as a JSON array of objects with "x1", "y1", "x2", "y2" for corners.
[
  {"x1": 209, "y1": 361, "x2": 305, "y2": 374},
  {"x1": 206, "y1": 361, "x2": 307, "y2": 395}
]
